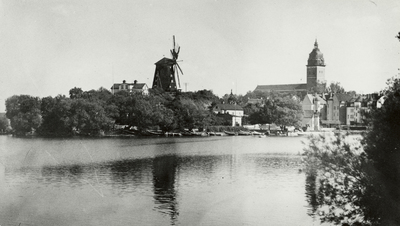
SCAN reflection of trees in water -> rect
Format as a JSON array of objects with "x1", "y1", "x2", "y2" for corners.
[
  {"x1": 305, "y1": 171, "x2": 319, "y2": 217},
  {"x1": 41, "y1": 159, "x2": 153, "y2": 193},
  {"x1": 152, "y1": 155, "x2": 178, "y2": 225},
  {"x1": 41, "y1": 164, "x2": 85, "y2": 185},
  {"x1": 107, "y1": 158, "x2": 152, "y2": 190}
]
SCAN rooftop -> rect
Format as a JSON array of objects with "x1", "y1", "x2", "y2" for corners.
[{"x1": 255, "y1": 83, "x2": 307, "y2": 92}]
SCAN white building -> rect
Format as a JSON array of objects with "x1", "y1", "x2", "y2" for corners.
[
  {"x1": 213, "y1": 104, "x2": 244, "y2": 126},
  {"x1": 111, "y1": 80, "x2": 149, "y2": 95}
]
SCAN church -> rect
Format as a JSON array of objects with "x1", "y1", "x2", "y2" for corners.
[{"x1": 254, "y1": 40, "x2": 326, "y2": 93}]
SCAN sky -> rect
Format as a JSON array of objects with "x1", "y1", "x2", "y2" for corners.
[{"x1": 0, "y1": 0, "x2": 399, "y2": 112}]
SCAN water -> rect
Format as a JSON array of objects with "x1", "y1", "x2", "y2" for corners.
[{"x1": 0, "y1": 135, "x2": 320, "y2": 226}]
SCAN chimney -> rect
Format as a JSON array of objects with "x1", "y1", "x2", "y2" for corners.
[
  {"x1": 134, "y1": 80, "x2": 137, "y2": 84},
  {"x1": 123, "y1": 80, "x2": 126, "y2": 84}
]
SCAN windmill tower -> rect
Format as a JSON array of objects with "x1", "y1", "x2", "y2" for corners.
[{"x1": 152, "y1": 36, "x2": 183, "y2": 92}]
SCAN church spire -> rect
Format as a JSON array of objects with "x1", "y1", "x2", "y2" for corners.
[{"x1": 314, "y1": 39, "x2": 318, "y2": 48}]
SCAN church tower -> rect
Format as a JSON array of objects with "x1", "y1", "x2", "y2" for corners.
[{"x1": 307, "y1": 40, "x2": 326, "y2": 90}]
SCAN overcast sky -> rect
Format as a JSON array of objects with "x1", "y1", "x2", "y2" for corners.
[{"x1": 0, "y1": 0, "x2": 399, "y2": 112}]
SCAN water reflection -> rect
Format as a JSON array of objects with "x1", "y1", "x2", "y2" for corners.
[
  {"x1": 41, "y1": 164, "x2": 84, "y2": 185},
  {"x1": 107, "y1": 158, "x2": 152, "y2": 193},
  {"x1": 305, "y1": 172, "x2": 319, "y2": 217},
  {"x1": 152, "y1": 155, "x2": 179, "y2": 225},
  {"x1": 0, "y1": 135, "x2": 316, "y2": 225}
]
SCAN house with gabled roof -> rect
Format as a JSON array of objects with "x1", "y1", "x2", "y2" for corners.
[{"x1": 111, "y1": 80, "x2": 149, "y2": 95}]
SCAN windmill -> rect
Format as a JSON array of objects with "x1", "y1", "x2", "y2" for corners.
[{"x1": 152, "y1": 36, "x2": 184, "y2": 92}]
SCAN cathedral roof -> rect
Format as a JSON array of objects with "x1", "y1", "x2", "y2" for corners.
[
  {"x1": 307, "y1": 40, "x2": 325, "y2": 66},
  {"x1": 255, "y1": 83, "x2": 307, "y2": 92}
]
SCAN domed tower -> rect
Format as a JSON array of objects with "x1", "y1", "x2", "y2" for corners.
[{"x1": 307, "y1": 40, "x2": 326, "y2": 90}]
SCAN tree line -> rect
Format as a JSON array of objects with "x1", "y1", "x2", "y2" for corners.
[
  {"x1": 5, "y1": 88, "x2": 218, "y2": 136},
  {"x1": 4, "y1": 87, "x2": 305, "y2": 136}
]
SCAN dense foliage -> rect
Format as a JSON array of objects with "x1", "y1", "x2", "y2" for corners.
[
  {"x1": 303, "y1": 133, "x2": 370, "y2": 225},
  {"x1": 303, "y1": 76, "x2": 400, "y2": 225},
  {"x1": 5, "y1": 88, "x2": 224, "y2": 136},
  {"x1": 5, "y1": 86, "x2": 305, "y2": 136},
  {"x1": 242, "y1": 91, "x2": 303, "y2": 127},
  {"x1": 361, "y1": 77, "x2": 400, "y2": 225},
  {"x1": 0, "y1": 114, "x2": 9, "y2": 132},
  {"x1": 6, "y1": 95, "x2": 42, "y2": 135}
]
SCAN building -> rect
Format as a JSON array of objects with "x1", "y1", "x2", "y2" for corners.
[
  {"x1": 213, "y1": 104, "x2": 244, "y2": 126},
  {"x1": 255, "y1": 40, "x2": 326, "y2": 93},
  {"x1": 152, "y1": 57, "x2": 180, "y2": 92},
  {"x1": 323, "y1": 93, "x2": 353, "y2": 126},
  {"x1": 321, "y1": 93, "x2": 381, "y2": 127},
  {"x1": 345, "y1": 96, "x2": 363, "y2": 126},
  {"x1": 111, "y1": 80, "x2": 149, "y2": 95}
]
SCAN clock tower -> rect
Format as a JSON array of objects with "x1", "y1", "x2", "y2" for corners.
[{"x1": 307, "y1": 40, "x2": 326, "y2": 90}]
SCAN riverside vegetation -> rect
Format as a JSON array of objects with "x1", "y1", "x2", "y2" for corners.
[
  {"x1": 4, "y1": 87, "x2": 304, "y2": 137},
  {"x1": 303, "y1": 76, "x2": 400, "y2": 225}
]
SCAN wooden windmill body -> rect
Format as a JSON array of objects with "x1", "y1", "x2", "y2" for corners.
[{"x1": 152, "y1": 36, "x2": 183, "y2": 93}]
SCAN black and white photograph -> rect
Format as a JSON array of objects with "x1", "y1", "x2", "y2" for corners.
[{"x1": 0, "y1": 0, "x2": 399, "y2": 225}]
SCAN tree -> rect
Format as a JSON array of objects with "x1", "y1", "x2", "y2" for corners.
[
  {"x1": 242, "y1": 103, "x2": 260, "y2": 124},
  {"x1": 302, "y1": 133, "x2": 370, "y2": 225},
  {"x1": 326, "y1": 82, "x2": 345, "y2": 94},
  {"x1": 0, "y1": 115, "x2": 9, "y2": 133},
  {"x1": 5, "y1": 95, "x2": 42, "y2": 135},
  {"x1": 246, "y1": 95, "x2": 303, "y2": 127},
  {"x1": 273, "y1": 95, "x2": 303, "y2": 128},
  {"x1": 108, "y1": 90, "x2": 134, "y2": 125},
  {"x1": 39, "y1": 95, "x2": 73, "y2": 136},
  {"x1": 69, "y1": 87, "x2": 83, "y2": 99},
  {"x1": 69, "y1": 99, "x2": 114, "y2": 135},
  {"x1": 361, "y1": 76, "x2": 400, "y2": 225},
  {"x1": 247, "y1": 99, "x2": 275, "y2": 125},
  {"x1": 308, "y1": 81, "x2": 327, "y2": 94}
]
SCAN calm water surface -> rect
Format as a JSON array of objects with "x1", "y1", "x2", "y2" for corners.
[{"x1": 0, "y1": 135, "x2": 321, "y2": 226}]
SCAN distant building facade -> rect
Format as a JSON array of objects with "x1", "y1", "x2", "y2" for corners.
[
  {"x1": 255, "y1": 40, "x2": 326, "y2": 93},
  {"x1": 111, "y1": 80, "x2": 149, "y2": 95},
  {"x1": 317, "y1": 93, "x2": 381, "y2": 128},
  {"x1": 213, "y1": 104, "x2": 244, "y2": 126}
]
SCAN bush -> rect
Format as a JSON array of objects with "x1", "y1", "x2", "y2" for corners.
[{"x1": 302, "y1": 133, "x2": 371, "y2": 225}]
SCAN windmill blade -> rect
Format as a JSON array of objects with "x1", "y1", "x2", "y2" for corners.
[
  {"x1": 175, "y1": 46, "x2": 180, "y2": 58},
  {"x1": 176, "y1": 62, "x2": 183, "y2": 75},
  {"x1": 175, "y1": 65, "x2": 181, "y2": 88},
  {"x1": 173, "y1": 35, "x2": 176, "y2": 50}
]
